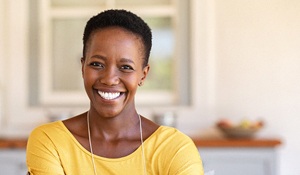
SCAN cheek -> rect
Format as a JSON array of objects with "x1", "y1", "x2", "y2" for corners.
[
  {"x1": 83, "y1": 69, "x2": 98, "y2": 86},
  {"x1": 122, "y1": 75, "x2": 140, "y2": 90}
]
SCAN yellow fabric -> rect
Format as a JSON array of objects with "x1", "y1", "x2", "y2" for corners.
[{"x1": 27, "y1": 121, "x2": 204, "y2": 175}]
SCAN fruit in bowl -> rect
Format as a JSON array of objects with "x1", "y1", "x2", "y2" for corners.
[{"x1": 216, "y1": 119, "x2": 264, "y2": 138}]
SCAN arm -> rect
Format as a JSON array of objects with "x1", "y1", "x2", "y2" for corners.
[
  {"x1": 26, "y1": 127, "x2": 65, "y2": 175},
  {"x1": 170, "y1": 141, "x2": 204, "y2": 175}
]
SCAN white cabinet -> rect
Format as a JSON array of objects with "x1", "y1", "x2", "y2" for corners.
[
  {"x1": 199, "y1": 147, "x2": 278, "y2": 175},
  {"x1": 0, "y1": 149, "x2": 27, "y2": 175},
  {"x1": 0, "y1": 146, "x2": 279, "y2": 175}
]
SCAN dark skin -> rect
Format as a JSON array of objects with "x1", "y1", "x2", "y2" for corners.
[
  {"x1": 63, "y1": 113, "x2": 158, "y2": 158},
  {"x1": 63, "y1": 27, "x2": 159, "y2": 158}
]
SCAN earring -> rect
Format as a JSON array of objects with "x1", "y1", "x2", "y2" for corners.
[{"x1": 138, "y1": 82, "x2": 143, "y2": 86}]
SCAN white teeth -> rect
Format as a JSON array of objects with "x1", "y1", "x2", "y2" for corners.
[{"x1": 98, "y1": 91, "x2": 121, "y2": 100}]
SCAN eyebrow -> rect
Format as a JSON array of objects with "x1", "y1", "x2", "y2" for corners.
[
  {"x1": 119, "y1": 58, "x2": 135, "y2": 65},
  {"x1": 90, "y1": 55, "x2": 135, "y2": 65},
  {"x1": 90, "y1": 55, "x2": 106, "y2": 60}
]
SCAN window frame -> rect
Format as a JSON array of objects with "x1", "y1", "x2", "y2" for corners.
[{"x1": 36, "y1": 0, "x2": 191, "y2": 107}]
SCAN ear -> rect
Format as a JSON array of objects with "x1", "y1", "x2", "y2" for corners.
[
  {"x1": 139, "y1": 64, "x2": 150, "y2": 86},
  {"x1": 81, "y1": 58, "x2": 85, "y2": 77}
]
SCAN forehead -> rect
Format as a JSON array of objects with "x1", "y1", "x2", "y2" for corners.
[
  {"x1": 86, "y1": 27, "x2": 145, "y2": 61},
  {"x1": 86, "y1": 27, "x2": 144, "y2": 54}
]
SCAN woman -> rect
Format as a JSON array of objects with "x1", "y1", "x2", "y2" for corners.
[{"x1": 26, "y1": 9, "x2": 204, "y2": 175}]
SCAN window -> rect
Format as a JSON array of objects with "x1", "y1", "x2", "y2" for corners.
[{"x1": 29, "y1": 0, "x2": 191, "y2": 107}]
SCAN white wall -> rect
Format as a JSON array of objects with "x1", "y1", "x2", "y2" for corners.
[
  {"x1": 215, "y1": 1, "x2": 300, "y2": 174},
  {"x1": 177, "y1": 0, "x2": 300, "y2": 174},
  {"x1": 0, "y1": 1, "x2": 4, "y2": 125}
]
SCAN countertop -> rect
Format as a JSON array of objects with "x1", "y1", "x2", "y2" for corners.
[
  {"x1": 192, "y1": 138, "x2": 281, "y2": 148},
  {"x1": 0, "y1": 138, "x2": 28, "y2": 149},
  {"x1": 0, "y1": 137, "x2": 281, "y2": 149}
]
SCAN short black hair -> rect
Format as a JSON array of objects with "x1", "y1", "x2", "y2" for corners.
[{"x1": 82, "y1": 9, "x2": 152, "y2": 67}]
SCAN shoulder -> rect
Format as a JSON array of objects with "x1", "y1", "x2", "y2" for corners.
[
  {"x1": 27, "y1": 121, "x2": 72, "y2": 149},
  {"x1": 153, "y1": 126, "x2": 193, "y2": 142},
  {"x1": 146, "y1": 126, "x2": 196, "y2": 150},
  {"x1": 146, "y1": 126, "x2": 203, "y2": 174},
  {"x1": 155, "y1": 126, "x2": 187, "y2": 136},
  {"x1": 29, "y1": 121, "x2": 66, "y2": 138},
  {"x1": 26, "y1": 121, "x2": 73, "y2": 174}
]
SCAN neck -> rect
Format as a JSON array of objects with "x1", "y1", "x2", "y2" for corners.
[
  {"x1": 87, "y1": 111, "x2": 147, "y2": 175},
  {"x1": 87, "y1": 110, "x2": 141, "y2": 141}
]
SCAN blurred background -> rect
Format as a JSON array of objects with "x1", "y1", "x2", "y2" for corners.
[{"x1": 1, "y1": 0, "x2": 300, "y2": 174}]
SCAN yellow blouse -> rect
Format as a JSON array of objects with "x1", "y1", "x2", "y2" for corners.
[{"x1": 27, "y1": 121, "x2": 203, "y2": 175}]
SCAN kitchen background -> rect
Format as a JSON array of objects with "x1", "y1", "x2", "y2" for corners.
[{"x1": 1, "y1": 0, "x2": 300, "y2": 174}]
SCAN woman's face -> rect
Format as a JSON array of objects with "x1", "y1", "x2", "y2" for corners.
[{"x1": 81, "y1": 27, "x2": 149, "y2": 118}]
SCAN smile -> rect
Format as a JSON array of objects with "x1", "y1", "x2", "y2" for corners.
[{"x1": 98, "y1": 91, "x2": 121, "y2": 100}]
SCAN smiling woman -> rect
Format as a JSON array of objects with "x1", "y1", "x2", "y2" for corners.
[{"x1": 26, "y1": 9, "x2": 204, "y2": 175}]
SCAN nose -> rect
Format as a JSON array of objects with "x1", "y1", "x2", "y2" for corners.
[{"x1": 99, "y1": 67, "x2": 120, "y2": 86}]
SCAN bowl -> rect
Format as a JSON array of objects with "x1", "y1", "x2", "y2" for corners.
[
  {"x1": 218, "y1": 126, "x2": 260, "y2": 138},
  {"x1": 216, "y1": 119, "x2": 263, "y2": 138}
]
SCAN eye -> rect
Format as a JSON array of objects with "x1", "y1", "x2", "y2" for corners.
[
  {"x1": 120, "y1": 65, "x2": 134, "y2": 71},
  {"x1": 89, "y1": 62, "x2": 104, "y2": 69}
]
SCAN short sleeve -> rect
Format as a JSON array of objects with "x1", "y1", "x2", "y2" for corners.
[
  {"x1": 169, "y1": 138, "x2": 204, "y2": 175},
  {"x1": 26, "y1": 126, "x2": 65, "y2": 175}
]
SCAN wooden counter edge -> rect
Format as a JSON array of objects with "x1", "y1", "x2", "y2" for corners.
[
  {"x1": 0, "y1": 138, "x2": 282, "y2": 149},
  {"x1": 0, "y1": 138, "x2": 28, "y2": 149},
  {"x1": 192, "y1": 138, "x2": 282, "y2": 148}
]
